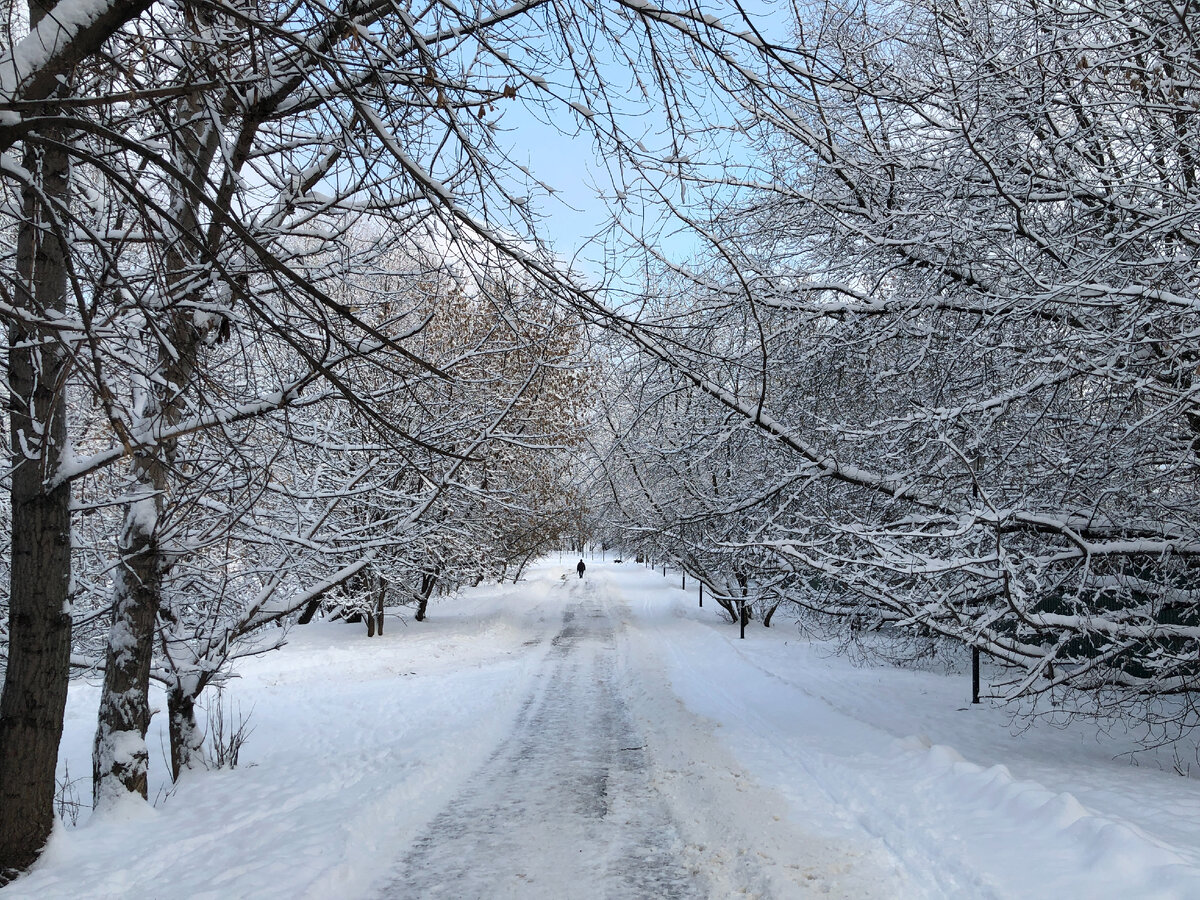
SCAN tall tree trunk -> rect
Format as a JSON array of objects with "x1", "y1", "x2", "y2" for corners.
[
  {"x1": 91, "y1": 40, "x2": 221, "y2": 805},
  {"x1": 0, "y1": 83, "x2": 73, "y2": 878}
]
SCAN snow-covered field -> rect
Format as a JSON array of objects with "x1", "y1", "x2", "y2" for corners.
[{"x1": 5, "y1": 559, "x2": 1200, "y2": 899}]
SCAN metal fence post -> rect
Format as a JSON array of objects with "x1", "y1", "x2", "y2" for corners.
[{"x1": 971, "y1": 647, "x2": 981, "y2": 704}]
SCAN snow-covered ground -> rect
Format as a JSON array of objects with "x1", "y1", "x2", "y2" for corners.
[{"x1": 5, "y1": 559, "x2": 1200, "y2": 898}]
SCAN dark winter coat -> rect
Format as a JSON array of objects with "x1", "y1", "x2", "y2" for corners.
[{"x1": 576, "y1": 560, "x2": 586, "y2": 576}]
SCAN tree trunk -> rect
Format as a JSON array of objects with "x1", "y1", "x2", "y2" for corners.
[
  {"x1": 735, "y1": 571, "x2": 752, "y2": 637},
  {"x1": 414, "y1": 569, "x2": 438, "y2": 622},
  {"x1": 373, "y1": 588, "x2": 385, "y2": 636},
  {"x1": 714, "y1": 594, "x2": 739, "y2": 622},
  {"x1": 762, "y1": 601, "x2": 780, "y2": 628},
  {"x1": 0, "y1": 86, "x2": 74, "y2": 879},
  {"x1": 167, "y1": 687, "x2": 207, "y2": 782},
  {"x1": 511, "y1": 552, "x2": 535, "y2": 583},
  {"x1": 93, "y1": 554, "x2": 160, "y2": 807},
  {"x1": 92, "y1": 329, "x2": 171, "y2": 809},
  {"x1": 297, "y1": 598, "x2": 322, "y2": 624}
]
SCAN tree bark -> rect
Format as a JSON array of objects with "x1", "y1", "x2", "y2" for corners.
[
  {"x1": 297, "y1": 598, "x2": 322, "y2": 625},
  {"x1": 414, "y1": 569, "x2": 439, "y2": 622},
  {"x1": 511, "y1": 552, "x2": 535, "y2": 583},
  {"x1": 93, "y1": 559, "x2": 160, "y2": 807},
  {"x1": 713, "y1": 593, "x2": 738, "y2": 622},
  {"x1": 373, "y1": 587, "x2": 385, "y2": 637},
  {"x1": 167, "y1": 686, "x2": 207, "y2": 782},
  {"x1": 0, "y1": 79, "x2": 74, "y2": 879}
]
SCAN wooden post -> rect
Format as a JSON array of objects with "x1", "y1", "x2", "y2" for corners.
[{"x1": 971, "y1": 647, "x2": 980, "y2": 704}]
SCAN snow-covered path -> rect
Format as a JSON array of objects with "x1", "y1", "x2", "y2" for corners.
[
  {"x1": 377, "y1": 587, "x2": 704, "y2": 898},
  {"x1": 375, "y1": 574, "x2": 895, "y2": 898},
  {"x1": 5, "y1": 559, "x2": 1200, "y2": 899}
]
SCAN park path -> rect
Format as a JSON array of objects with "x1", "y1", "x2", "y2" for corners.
[
  {"x1": 373, "y1": 570, "x2": 901, "y2": 900},
  {"x1": 377, "y1": 579, "x2": 709, "y2": 898}
]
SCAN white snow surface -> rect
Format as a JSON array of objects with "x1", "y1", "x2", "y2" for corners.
[{"x1": 6, "y1": 560, "x2": 1200, "y2": 898}]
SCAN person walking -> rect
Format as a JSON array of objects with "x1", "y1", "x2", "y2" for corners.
[{"x1": 576, "y1": 559, "x2": 586, "y2": 579}]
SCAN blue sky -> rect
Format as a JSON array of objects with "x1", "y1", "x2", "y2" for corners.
[{"x1": 485, "y1": 0, "x2": 794, "y2": 288}]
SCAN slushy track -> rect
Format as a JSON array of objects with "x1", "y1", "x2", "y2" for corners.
[{"x1": 378, "y1": 577, "x2": 707, "y2": 899}]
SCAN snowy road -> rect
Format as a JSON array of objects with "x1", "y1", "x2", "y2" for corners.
[
  {"x1": 374, "y1": 575, "x2": 896, "y2": 898},
  {"x1": 378, "y1": 588, "x2": 705, "y2": 899},
  {"x1": 7, "y1": 559, "x2": 1200, "y2": 899}
]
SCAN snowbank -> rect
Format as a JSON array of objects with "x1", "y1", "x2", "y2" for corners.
[{"x1": 617, "y1": 562, "x2": 1200, "y2": 899}]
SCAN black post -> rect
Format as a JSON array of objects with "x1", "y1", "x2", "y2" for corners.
[
  {"x1": 682, "y1": 573, "x2": 686, "y2": 590},
  {"x1": 662, "y1": 564, "x2": 666, "y2": 576},
  {"x1": 971, "y1": 647, "x2": 980, "y2": 704},
  {"x1": 739, "y1": 601, "x2": 746, "y2": 639},
  {"x1": 699, "y1": 583, "x2": 703, "y2": 607}
]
